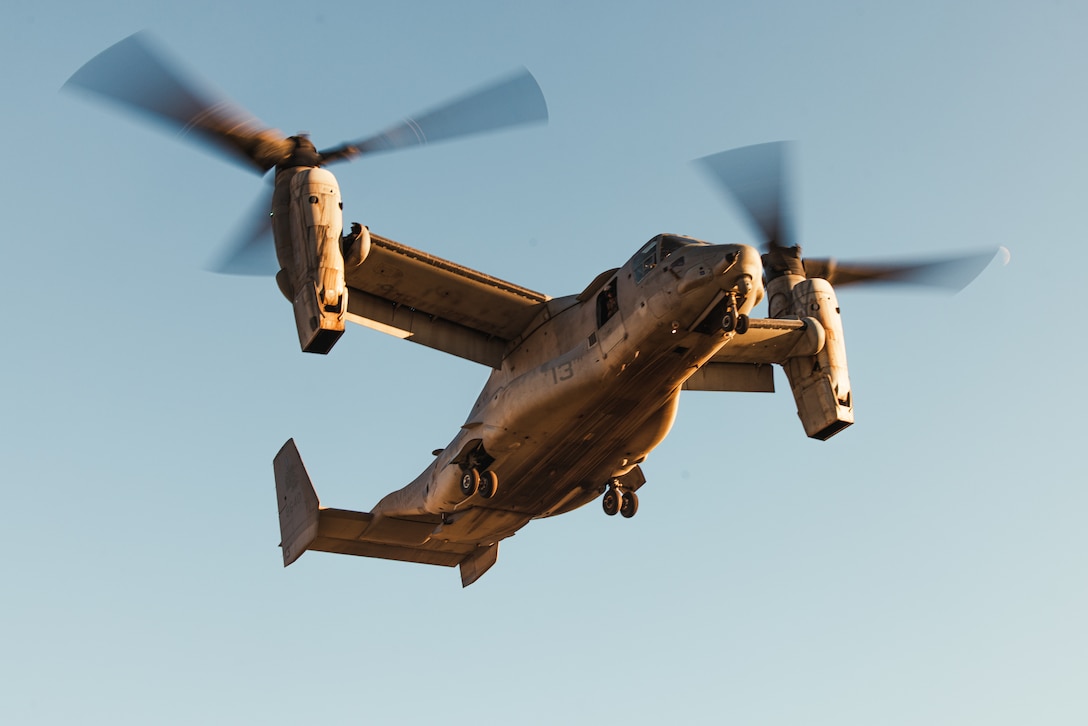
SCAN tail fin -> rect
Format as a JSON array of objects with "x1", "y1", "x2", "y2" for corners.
[{"x1": 273, "y1": 438, "x2": 320, "y2": 566}]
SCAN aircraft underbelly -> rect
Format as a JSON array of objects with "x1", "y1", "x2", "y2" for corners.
[
  {"x1": 412, "y1": 317, "x2": 729, "y2": 546},
  {"x1": 481, "y1": 346, "x2": 696, "y2": 516}
]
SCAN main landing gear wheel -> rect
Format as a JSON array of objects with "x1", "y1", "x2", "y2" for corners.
[
  {"x1": 602, "y1": 488, "x2": 621, "y2": 516},
  {"x1": 479, "y1": 470, "x2": 499, "y2": 499},
  {"x1": 460, "y1": 468, "x2": 480, "y2": 497},
  {"x1": 603, "y1": 486, "x2": 639, "y2": 517}
]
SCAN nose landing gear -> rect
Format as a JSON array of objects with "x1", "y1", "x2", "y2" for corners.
[{"x1": 721, "y1": 291, "x2": 750, "y2": 334}]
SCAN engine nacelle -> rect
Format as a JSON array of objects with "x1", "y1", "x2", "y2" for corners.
[
  {"x1": 772, "y1": 276, "x2": 854, "y2": 440},
  {"x1": 273, "y1": 167, "x2": 348, "y2": 354}
]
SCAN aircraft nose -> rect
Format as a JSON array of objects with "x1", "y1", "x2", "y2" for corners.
[
  {"x1": 713, "y1": 244, "x2": 762, "y2": 287},
  {"x1": 713, "y1": 244, "x2": 765, "y2": 311}
]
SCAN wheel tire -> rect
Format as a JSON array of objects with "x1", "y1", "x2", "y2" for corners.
[
  {"x1": 602, "y1": 489, "x2": 621, "y2": 516},
  {"x1": 479, "y1": 470, "x2": 499, "y2": 499},
  {"x1": 721, "y1": 311, "x2": 735, "y2": 332},
  {"x1": 460, "y1": 468, "x2": 480, "y2": 497},
  {"x1": 620, "y1": 490, "x2": 639, "y2": 518},
  {"x1": 735, "y1": 314, "x2": 749, "y2": 335}
]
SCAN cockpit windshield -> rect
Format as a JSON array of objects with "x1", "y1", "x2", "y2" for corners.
[
  {"x1": 633, "y1": 234, "x2": 708, "y2": 283},
  {"x1": 660, "y1": 234, "x2": 707, "y2": 258}
]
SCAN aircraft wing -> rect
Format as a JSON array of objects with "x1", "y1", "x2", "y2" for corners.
[
  {"x1": 344, "y1": 233, "x2": 549, "y2": 367},
  {"x1": 712, "y1": 317, "x2": 825, "y2": 364},
  {"x1": 683, "y1": 317, "x2": 825, "y2": 392}
]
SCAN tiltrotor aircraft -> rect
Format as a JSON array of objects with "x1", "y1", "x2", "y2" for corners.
[{"x1": 67, "y1": 34, "x2": 1000, "y2": 586}]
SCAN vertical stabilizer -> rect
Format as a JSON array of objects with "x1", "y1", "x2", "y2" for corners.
[
  {"x1": 273, "y1": 439, "x2": 321, "y2": 566},
  {"x1": 459, "y1": 543, "x2": 499, "y2": 587}
]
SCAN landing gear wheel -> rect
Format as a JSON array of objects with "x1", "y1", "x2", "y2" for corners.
[
  {"x1": 479, "y1": 470, "x2": 499, "y2": 499},
  {"x1": 460, "y1": 468, "x2": 480, "y2": 497},
  {"x1": 735, "y1": 313, "x2": 750, "y2": 335},
  {"x1": 721, "y1": 311, "x2": 736, "y2": 333},
  {"x1": 620, "y1": 490, "x2": 639, "y2": 518},
  {"x1": 602, "y1": 488, "x2": 622, "y2": 516}
]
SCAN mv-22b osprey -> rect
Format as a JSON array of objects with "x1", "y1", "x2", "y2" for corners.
[{"x1": 68, "y1": 34, "x2": 1000, "y2": 586}]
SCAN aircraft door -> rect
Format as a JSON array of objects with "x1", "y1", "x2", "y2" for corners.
[{"x1": 595, "y1": 277, "x2": 626, "y2": 354}]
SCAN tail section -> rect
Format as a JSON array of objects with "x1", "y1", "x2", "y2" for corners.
[{"x1": 272, "y1": 438, "x2": 501, "y2": 586}]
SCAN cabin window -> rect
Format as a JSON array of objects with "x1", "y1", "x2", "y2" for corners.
[{"x1": 596, "y1": 278, "x2": 619, "y2": 327}]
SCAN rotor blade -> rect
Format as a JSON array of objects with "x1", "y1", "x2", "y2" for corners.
[
  {"x1": 208, "y1": 185, "x2": 277, "y2": 275},
  {"x1": 697, "y1": 142, "x2": 794, "y2": 249},
  {"x1": 804, "y1": 248, "x2": 1005, "y2": 291},
  {"x1": 64, "y1": 32, "x2": 289, "y2": 173},
  {"x1": 319, "y1": 68, "x2": 548, "y2": 163}
]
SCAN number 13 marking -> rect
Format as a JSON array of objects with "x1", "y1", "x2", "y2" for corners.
[{"x1": 551, "y1": 362, "x2": 574, "y2": 384}]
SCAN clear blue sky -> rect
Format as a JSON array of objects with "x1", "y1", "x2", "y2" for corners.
[{"x1": 3, "y1": 1, "x2": 1085, "y2": 724}]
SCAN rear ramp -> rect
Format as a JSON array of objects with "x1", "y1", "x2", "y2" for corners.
[{"x1": 273, "y1": 439, "x2": 499, "y2": 586}]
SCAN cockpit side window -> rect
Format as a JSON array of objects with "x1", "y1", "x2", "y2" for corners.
[
  {"x1": 596, "y1": 278, "x2": 619, "y2": 327},
  {"x1": 633, "y1": 240, "x2": 658, "y2": 283}
]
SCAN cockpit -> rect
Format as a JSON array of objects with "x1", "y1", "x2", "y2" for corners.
[{"x1": 632, "y1": 234, "x2": 709, "y2": 283}]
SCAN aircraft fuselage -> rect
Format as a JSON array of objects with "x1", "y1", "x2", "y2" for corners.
[{"x1": 372, "y1": 235, "x2": 766, "y2": 545}]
